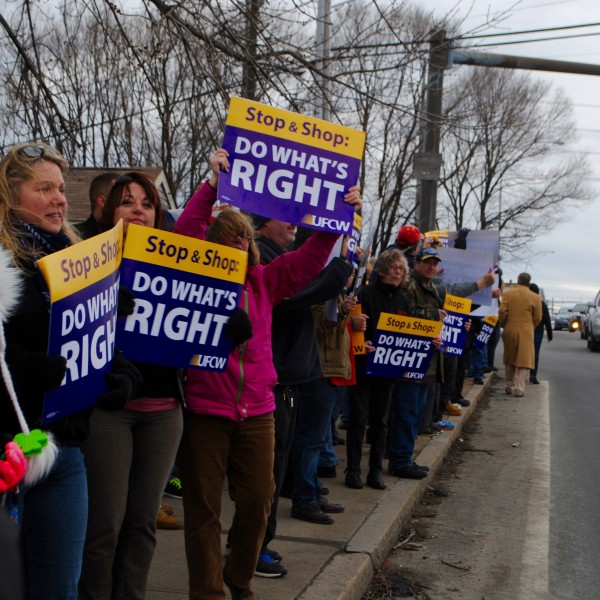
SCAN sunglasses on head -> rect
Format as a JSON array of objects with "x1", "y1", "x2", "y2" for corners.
[{"x1": 18, "y1": 144, "x2": 61, "y2": 160}]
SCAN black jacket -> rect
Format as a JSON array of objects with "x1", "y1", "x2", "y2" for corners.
[
  {"x1": 354, "y1": 278, "x2": 409, "y2": 379},
  {"x1": 256, "y1": 235, "x2": 353, "y2": 385}
]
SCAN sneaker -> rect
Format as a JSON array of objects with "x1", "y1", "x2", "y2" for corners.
[
  {"x1": 445, "y1": 403, "x2": 462, "y2": 416},
  {"x1": 262, "y1": 547, "x2": 282, "y2": 563},
  {"x1": 433, "y1": 420, "x2": 455, "y2": 430},
  {"x1": 389, "y1": 464, "x2": 428, "y2": 479},
  {"x1": 316, "y1": 496, "x2": 345, "y2": 513},
  {"x1": 419, "y1": 427, "x2": 442, "y2": 437},
  {"x1": 156, "y1": 506, "x2": 182, "y2": 529},
  {"x1": 255, "y1": 553, "x2": 288, "y2": 578},
  {"x1": 164, "y1": 476, "x2": 183, "y2": 499},
  {"x1": 291, "y1": 503, "x2": 334, "y2": 525},
  {"x1": 317, "y1": 465, "x2": 337, "y2": 478},
  {"x1": 344, "y1": 470, "x2": 364, "y2": 489},
  {"x1": 455, "y1": 396, "x2": 471, "y2": 407},
  {"x1": 160, "y1": 503, "x2": 174, "y2": 515}
]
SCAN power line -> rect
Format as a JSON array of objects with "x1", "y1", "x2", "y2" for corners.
[
  {"x1": 462, "y1": 30, "x2": 600, "y2": 49},
  {"x1": 460, "y1": 21, "x2": 600, "y2": 41}
]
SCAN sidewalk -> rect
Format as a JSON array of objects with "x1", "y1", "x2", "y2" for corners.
[{"x1": 148, "y1": 374, "x2": 495, "y2": 600}]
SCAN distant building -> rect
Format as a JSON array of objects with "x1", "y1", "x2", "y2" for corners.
[{"x1": 64, "y1": 167, "x2": 176, "y2": 223}]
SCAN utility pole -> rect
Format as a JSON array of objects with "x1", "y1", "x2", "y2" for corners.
[
  {"x1": 242, "y1": 0, "x2": 262, "y2": 100},
  {"x1": 316, "y1": 0, "x2": 331, "y2": 121},
  {"x1": 414, "y1": 30, "x2": 448, "y2": 232}
]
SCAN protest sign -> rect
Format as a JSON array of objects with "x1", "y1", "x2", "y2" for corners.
[
  {"x1": 118, "y1": 224, "x2": 247, "y2": 371},
  {"x1": 366, "y1": 313, "x2": 442, "y2": 381},
  {"x1": 440, "y1": 294, "x2": 471, "y2": 356},
  {"x1": 447, "y1": 229, "x2": 500, "y2": 266},
  {"x1": 437, "y1": 246, "x2": 495, "y2": 306},
  {"x1": 219, "y1": 97, "x2": 366, "y2": 234},
  {"x1": 37, "y1": 222, "x2": 123, "y2": 424},
  {"x1": 349, "y1": 303, "x2": 365, "y2": 355},
  {"x1": 473, "y1": 315, "x2": 499, "y2": 349},
  {"x1": 424, "y1": 229, "x2": 449, "y2": 247}
]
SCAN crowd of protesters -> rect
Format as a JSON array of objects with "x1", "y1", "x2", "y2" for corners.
[{"x1": 0, "y1": 142, "x2": 518, "y2": 600}]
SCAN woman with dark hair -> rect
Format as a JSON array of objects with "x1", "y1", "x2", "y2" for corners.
[
  {"x1": 0, "y1": 143, "x2": 139, "y2": 599},
  {"x1": 79, "y1": 172, "x2": 184, "y2": 600},
  {"x1": 174, "y1": 149, "x2": 361, "y2": 600}
]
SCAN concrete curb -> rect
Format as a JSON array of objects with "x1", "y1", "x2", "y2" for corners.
[{"x1": 301, "y1": 374, "x2": 495, "y2": 600}]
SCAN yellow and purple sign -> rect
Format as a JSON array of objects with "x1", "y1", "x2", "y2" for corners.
[
  {"x1": 117, "y1": 224, "x2": 247, "y2": 370},
  {"x1": 473, "y1": 315, "x2": 499, "y2": 349},
  {"x1": 440, "y1": 294, "x2": 472, "y2": 356},
  {"x1": 37, "y1": 222, "x2": 123, "y2": 424},
  {"x1": 219, "y1": 97, "x2": 366, "y2": 234},
  {"x1": 366, "y1": 313, "x2": 442, "y2": 380}
]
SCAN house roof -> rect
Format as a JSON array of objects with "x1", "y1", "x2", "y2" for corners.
[{"x1": 65, "y1": 167, "x2": 176, "y2": 224}]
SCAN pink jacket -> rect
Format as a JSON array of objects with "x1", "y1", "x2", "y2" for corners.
[{"x1": 174, "y1": 182, "x2": 338, "y2": 421}]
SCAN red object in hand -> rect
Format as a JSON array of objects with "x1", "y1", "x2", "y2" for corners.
[{"x1": 0, "y1": 441, "x2": 27, "y2": 493}]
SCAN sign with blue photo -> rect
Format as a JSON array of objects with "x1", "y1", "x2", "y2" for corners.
[
  {"x1": 366, "y1": 313, "x2": 442, "y2": 381},
  {"x1": 218, "y1": 97, "x2": 366, "y2": 235},
  {"x1": 117, "y1": 224, "x2": 247, "y2": 371},
  {"x1": 440, "y1": 294, "x2": 471, "y2": 356},
  {"x1": 473, "y1": 315, "x2": 499, "y2": 349},
  {"x1": 37, "y1": 222, "x2": 123, "y2": 424}
]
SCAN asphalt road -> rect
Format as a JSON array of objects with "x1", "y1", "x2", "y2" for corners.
[
  {"x1": 544, "y1": 330, "x2": 600, "y2": 599},
  {"x1": 365, "y1": 330, "x2": 600, "y2": 599}
]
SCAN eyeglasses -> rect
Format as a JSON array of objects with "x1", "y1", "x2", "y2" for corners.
[
  {"x1": 233, "y1": 231, "x2": 253, "y2": 241},
  {"x1": 390, "y1": 264, "x2": 406, "y2": 271},
  {"x1": 18, "y1": 144, "x2": 62, "y2": 160}
]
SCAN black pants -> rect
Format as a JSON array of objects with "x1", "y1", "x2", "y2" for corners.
[{"x1": 346, "y1": 377, "x2": 394, "y2": 474}]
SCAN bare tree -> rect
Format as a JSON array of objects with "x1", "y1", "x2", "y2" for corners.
[{"x1": 439, "y1": 67, "x2": 591, "y2": 258}]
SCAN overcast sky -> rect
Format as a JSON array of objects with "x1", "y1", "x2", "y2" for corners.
[{"x1": 427, "y1": 0, "x2": 600, "y2": 306}]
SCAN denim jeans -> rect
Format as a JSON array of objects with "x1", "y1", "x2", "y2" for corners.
[
  {"x1": 470, "y1": 344, "x2": 487, "y2": 379},
  {"x1": 532, "y1": 330, "x2": 544, "y2": 376},
  {"x1": 318, "y1": 381, "x2": 341, "y2": 470},
  {"x1": 291, "y1": 379, "x2": 335, "y2": 508},
  {"x1": 19, "y1": 445, "x2": 88, "y2": 600},
  {"x1": 79, "y1": 406, "x2": 183, "y2": 600},
  {"x1": 389, "y1": 381, "x2": 429, "y2": 469}
]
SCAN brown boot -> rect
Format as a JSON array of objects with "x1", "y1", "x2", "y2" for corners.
[
  {"x1": 160, "y1": 503, "x2": 174, "y2": 516},
  {"x1": 156, "y1": 506, "x2": 182, "y2": 530}
]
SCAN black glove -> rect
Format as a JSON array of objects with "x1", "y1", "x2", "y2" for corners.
[
  {"x1": 34, "y1": 353, "x2": 68, "y2": 392},
  {"x1": 96, "y1": 352, "x2": 142, "y2": 411},
  {"x1": 118, "y1": 285, "x2": 136, "y2": 317},
  {"x1": 223, "y1": 308, "x2": 253, "y2": 346}
]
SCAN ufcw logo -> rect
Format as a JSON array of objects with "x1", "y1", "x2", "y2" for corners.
[{"x1": 301, "y1": 214, "x2": 350, "y2": 233}]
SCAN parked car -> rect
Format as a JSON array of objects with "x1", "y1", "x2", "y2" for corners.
[
  {"x1": 553, "y1": 306, "x2": 573, "y2": 331},
  {"x1": 568, "y1": 302, "x2": 592, "y2": 337},
  {"x1": 581, "y1": 302, "x2": 595, "y2": 340},
  {"x1": 587, "y1": 291, "x2": 600, "y2": 352}
]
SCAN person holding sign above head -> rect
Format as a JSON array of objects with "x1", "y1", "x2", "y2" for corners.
[
  {"x1": 79, "y1": 172, "x2": 187, "y2": 600},
  {"x1": 0, "y1": 142, "x2": 140, "y2": 600},
  {"x1": 173, "y1": 148, "x2": 362, "y2": 600}
]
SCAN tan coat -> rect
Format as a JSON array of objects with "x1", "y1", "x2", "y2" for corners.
[{"x1": 499, "y1": 284, "x2": 543, "y2": 368}]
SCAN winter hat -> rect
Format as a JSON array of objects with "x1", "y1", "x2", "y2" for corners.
[
  {"x1": 252, "y1": 214, "x2": 271, "y2": 230},
  {"x1": 395, "y1": 224, "x2": 421, "y2": 248}
]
